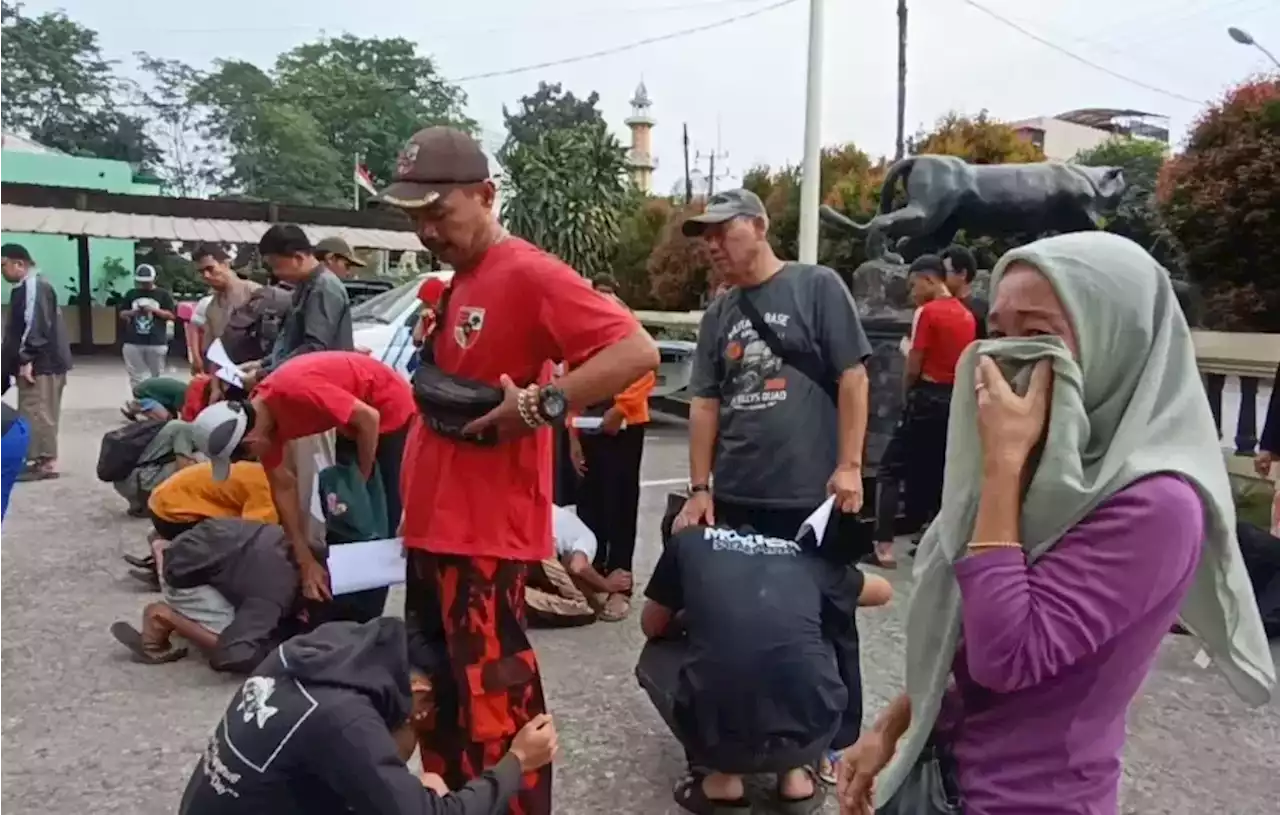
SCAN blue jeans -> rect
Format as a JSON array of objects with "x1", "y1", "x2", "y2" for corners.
[{"x1": 1, "y1": 417, "x2": 31, "y2": 520}]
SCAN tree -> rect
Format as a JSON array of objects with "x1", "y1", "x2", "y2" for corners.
[
  {"x1": 273, "y1": 35, "x2": 475, "y2": 188},
  {"x1": 611, "y1": 194, "x2": 673, "y2": 308},
  {"x1": 132, "y1": 53, "x2": 215, "y2": 196},
  {"x1": 1, "y1": 2, "x2": 160, "y2": 168},
  {"x1": 500, "y1": 82, "x2": 603, "y2": 162},
  {"x1": 189, "y1": 60, "x2": 348, "y2": 205},
  {"x1": 1158, "y1": 76, "x2": 1280, "y2": 331},
  {"x1": 501, "y1": 121, "x2": 631, "y2": 278},
  {"x1": 647, "y1": 204, "x2": 713, "y2": 311},
  {"x1": 1073, "y1": 137, "x2": 1172, "y2": 264},
  {"x1": 909, "y1": 111, "x2": 1045, "y2": 164}
]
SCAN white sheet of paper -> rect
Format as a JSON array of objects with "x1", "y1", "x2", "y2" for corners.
[
  {"x1": 571, "y1": 416, "x2": 604, "y2": 430},
  {"x1": 797, "y1": 496, "x2": 836, "y2": 545},
  {"x1": 205, "y1": 339, "x2": 246, "y2": 388},
  {"x1": 328, "y1": 538, "x2": 407, "y2": 596}
]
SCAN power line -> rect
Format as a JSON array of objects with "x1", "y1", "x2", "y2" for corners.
[
  {"x1": 957, "y1": 0, "x2": 1206, "y2": 106},
  {"x1": 448, "y1": 0, "x2": 800, "y2": 83}
]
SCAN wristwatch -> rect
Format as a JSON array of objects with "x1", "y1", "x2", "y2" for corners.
[
  {"x1": 689, "y1": 484, "x2": 710, "y2": 494},
  {"x1": 536, "y1": 384, "x2": 568, "y2": 425}
]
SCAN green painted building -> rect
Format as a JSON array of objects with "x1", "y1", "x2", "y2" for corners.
[{"x1": 1, "y1": 133, "x2": 164, "y2": 308}]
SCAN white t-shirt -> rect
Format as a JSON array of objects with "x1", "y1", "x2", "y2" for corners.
[
  {"x1": 191, "y1": 294, "x2": 214, "y2": 328},
  {"x1": 552, "y1": 505, "x2": 597, "y2": 562}
]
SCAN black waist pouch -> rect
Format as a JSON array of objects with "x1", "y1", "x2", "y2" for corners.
[{"x1": 411, "y1": 361, "x2": 504, "y2": 446}]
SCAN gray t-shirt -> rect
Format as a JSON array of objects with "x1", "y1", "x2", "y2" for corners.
[{"x1": 690, "y1": 263, "x2": 871, "y2": 508}]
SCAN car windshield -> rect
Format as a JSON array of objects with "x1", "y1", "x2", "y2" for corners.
[{"x1": 350, "y1": 276, "x2": 425, "y2": 324}]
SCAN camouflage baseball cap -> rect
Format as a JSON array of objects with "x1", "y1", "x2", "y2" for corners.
[
  {"x1": 681, "y1": 188, "x2": 768, "y2": 237},
  {"x1": 380, "y1": 127, "x2": 491, "y2": 208}
]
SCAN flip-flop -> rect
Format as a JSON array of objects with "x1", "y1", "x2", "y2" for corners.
[
  {"x1": 109, "y1": 622, "x2": 188, "y2": 665},
  {"x1": 817, "y1": 749, "x2": 841, "y2": 784},
  {"x1": 673, "y1": 773, "x2": 750, "y2": 815},
  {"x1": 774, "y1": 766, "x2": 825, "y2": 815},
  {"x1": 598, "y1": 593, "x2": 631, "y2": 622},
  {"x1": 129, "y1": 568, "x2": 161, "y2": 591},
  {"x1": 16, "y1": 468, "x2": 59, "y2": 482},
  {"x1": 122, "y1": 553, "x2": 156, "y2": 569},
  {"x1": 859, "y1": 552, "x2": 898, "y2": 570}
]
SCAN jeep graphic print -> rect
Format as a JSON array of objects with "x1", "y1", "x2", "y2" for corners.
[{"x1": 722, "y1": 311, "x2": 790, "y2": 411}]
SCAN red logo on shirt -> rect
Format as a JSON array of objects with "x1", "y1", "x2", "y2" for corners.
[{"x1": 454, "y1": 306, "x2": 486, "y2": 349}]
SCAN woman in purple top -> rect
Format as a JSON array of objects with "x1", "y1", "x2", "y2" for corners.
[{"x1": 838, "y1": 233, "x2": 1275, "y2": 815}]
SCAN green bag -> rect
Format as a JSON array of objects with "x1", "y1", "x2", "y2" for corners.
[{"x1": 317, "y1": 460, "x2": 389, "y2": 544}]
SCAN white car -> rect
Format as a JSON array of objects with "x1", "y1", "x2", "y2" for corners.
[{"x1": 353, "y1": 273, "x2": 697, "y2": 398}]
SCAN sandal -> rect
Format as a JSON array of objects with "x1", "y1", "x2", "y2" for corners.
[
  {"x1": 129, "y1": 567, "x2": 161, "y2": 591},
  {"x1": 673, "y1": 773, "x2": 750, "y2": 815},
  {"x1": 817, "y1": 749, "x2": 841, "y2": 784},
  {"x1": 775, "y1": 766, "x2": 824, "y2": 815},
  {"x1": 599, "y1": 593, "x2": 631, "y2": 623},
  {"x1": 110, "y1": 622, "x2": 188, "y2": 665},
  {"x1": 122, "y1": 553, "x2": 156, "y2": 570}
]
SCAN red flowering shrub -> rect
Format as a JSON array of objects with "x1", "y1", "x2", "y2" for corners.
[{"x1": 1158, "y1": 76, "x2": 1280, "y2": 330}]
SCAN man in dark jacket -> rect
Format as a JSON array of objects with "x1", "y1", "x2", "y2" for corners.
[
  {"x1": 244, "y1": 224, "x2": 353, "y2": 386},
  {"x1": 178, "y1": 618, "x2": 559, "y2": 815},
  {"x1": 110, "y1": 519, "x2": 303, "y2": 672},
  {"x1": 1, "y1": 243, "x2": 73, "y2": 480}
]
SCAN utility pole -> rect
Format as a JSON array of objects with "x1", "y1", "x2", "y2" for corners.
[
  {"x1": 683, "y1": 123, "x2": 693, "y2": 205},
  {"x1": 797, "y1": 0, "x2": 826, "y2": 263},
  {"x1": 353, "y1": 153, "x2": 361, "y2": 211},
  {"x1": 895, "y1": 0, "x2": 908, "y2": 160},
  {"x1": 695, "y1": 146, "x2": 730, "y2": 197}
]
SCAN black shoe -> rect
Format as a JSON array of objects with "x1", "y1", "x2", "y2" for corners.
[{"x1": 129, "y1": 567, "x2": 161, "y2": 591}]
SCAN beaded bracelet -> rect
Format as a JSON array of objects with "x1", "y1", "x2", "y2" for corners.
[{"x1": 515, "y1": 386, "x2": 544, "y2": 429}]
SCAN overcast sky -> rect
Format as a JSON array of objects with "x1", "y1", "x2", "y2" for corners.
[{"x1": 22, "y1": 0, "x2": 1280, "y2": 193}]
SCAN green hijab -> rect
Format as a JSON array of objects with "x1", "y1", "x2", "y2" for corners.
[{"x1": 877, "y1": 232, "x2": 1276, "y2": 805}]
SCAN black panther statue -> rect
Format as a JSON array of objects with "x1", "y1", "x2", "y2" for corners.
[{"x1": 820, "y1": 154, "x2": 1125, "y2": 260}]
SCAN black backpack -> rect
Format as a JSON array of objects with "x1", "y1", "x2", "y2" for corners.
[
  {"x1": 220, "y1": 286, "x2": 293, "y2": 365},
  {"x1": 96, "y1": 419, "x2": 170, "y2": 482}
]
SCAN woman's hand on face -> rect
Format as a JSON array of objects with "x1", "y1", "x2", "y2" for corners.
[{"x1": 975, "y1": 356, "x2": 1053, "y2": 474}]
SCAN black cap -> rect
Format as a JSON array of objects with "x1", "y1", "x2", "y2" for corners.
[{"x1": 1, "y1": 243, "x2": 33, "y2": 263}]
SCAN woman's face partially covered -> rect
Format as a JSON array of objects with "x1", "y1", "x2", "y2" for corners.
[{"x1": 988, "y1": 262, "x2": 1080, "y2": 357}]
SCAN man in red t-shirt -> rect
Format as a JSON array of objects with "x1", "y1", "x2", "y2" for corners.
[
  {"x1": 871, "y1": 254, "x2": 976, "y2": 567},
  {"x1": 190, "y1": 351, "x2": 416, "y2": 615},
  {"x1": 381, "y1": 126, "x2": 659, "y2": 813}
]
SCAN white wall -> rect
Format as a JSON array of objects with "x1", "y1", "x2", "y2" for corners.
[{"x1": 1009, "y1": 116, "x2": 1115, "y2": 161}]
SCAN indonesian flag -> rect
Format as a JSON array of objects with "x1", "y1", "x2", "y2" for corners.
[{"x1": 355, "y1": 163, "x2": 378, "y2": 196}]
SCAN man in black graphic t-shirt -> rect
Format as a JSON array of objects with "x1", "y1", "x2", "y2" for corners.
[
  {"x1": 637, "y1": 518, "x2": 891, "y2": 812},
  {"x1": 119, "y1": 264, "x2": 176, "y2": 387}
]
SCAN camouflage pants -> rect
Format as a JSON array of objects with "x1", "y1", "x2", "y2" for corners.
[{"x1": 406, "y1": 551, "x2": 551, "y2": 815}]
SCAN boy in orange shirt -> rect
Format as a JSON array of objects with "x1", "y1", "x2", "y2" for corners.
[{"x1": 569, "y1": 276, "x2": 658, "y2": 621}]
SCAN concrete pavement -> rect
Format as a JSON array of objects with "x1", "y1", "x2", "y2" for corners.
[{"x1": 0, "y1": 359, "x2": 1275, "y2": 814}]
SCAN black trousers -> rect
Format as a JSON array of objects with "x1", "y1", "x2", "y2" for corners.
[
  {"x1": 876, "y1": 382, "x2": 953, "y2": 542},
  {"x1": 150, "y1": 512, "x2": 199, "y2": 541},
  {"x1": 637, "y1": 637, "x2": 835, "y2": 774},
  {"x1": 577, "y1": 424, "x2": 646, "y2": 576}
]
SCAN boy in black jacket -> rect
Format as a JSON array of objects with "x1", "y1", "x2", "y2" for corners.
[{"x1": 179, "y1": 618, "x2": 558, "y2": 815}]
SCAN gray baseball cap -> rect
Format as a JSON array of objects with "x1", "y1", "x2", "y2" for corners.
[
  {"x1": 682, "y1": 189, "x2": 768, "y2": 237},
  {"x1": 191, "y1": 401, "x2": 252, "y2": 481}
]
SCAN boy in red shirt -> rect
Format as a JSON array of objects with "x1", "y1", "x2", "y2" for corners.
[
  {"x1": 871, "y1": 254, "x2": 976, "y2": 567},
  {"x1": 190, "y1": 351, "x2": 416, "y2": 615},
  {"x1": 381, "y1": 125, "x2": 659, "y2": 814}
]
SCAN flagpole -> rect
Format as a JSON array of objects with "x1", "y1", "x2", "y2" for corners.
[{"x1": 353, "y1": 153, "x2": 360, "y2": 211}]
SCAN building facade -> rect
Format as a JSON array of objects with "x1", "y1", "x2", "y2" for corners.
[
  {"x1": 1008, "y1": 108, "x2": 1170, "y2": 161},
  {"x1": 1, "y1": 136, "x2": 163, "y2": 308}
]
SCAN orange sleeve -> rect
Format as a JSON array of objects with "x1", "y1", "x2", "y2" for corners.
[{"x1": 614, "y1": 370, "x2": 656, "y2": 425}]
